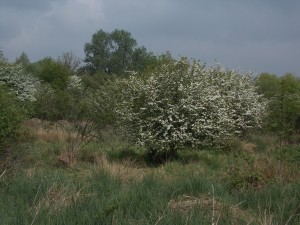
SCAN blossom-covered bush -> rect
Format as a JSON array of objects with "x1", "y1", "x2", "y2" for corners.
[
  {"x1": 67, "y1": 75, "x2": 83, "y2": 91},
  {"x1": 117, "y1": 59, "x2": 266, "y2": 157},
  {"x1": 0, "y1": 61, "x2": 40, "y2": 101}
]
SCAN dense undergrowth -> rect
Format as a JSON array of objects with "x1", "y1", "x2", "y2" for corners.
[{"x1": 0, "y1": 120, "x2": 299, "y2": 225}]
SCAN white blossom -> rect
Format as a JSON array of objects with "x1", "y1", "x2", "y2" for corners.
[
  {"x1": 0, "y1": 61, "x2": 40, "y2": 101},
  {"x1": 67, "y1": 75, "x2": 83, "y2": 91},
  {"x1": 117, "y1": 59, "x2": 267, "y2": 152}
]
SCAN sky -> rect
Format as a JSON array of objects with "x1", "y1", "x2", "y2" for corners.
[{"x1": 1, "y1": 0, "x2": 300, "y2": 76}]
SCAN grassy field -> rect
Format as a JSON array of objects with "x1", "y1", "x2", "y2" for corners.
[{"x1": 0, "y1": 120, "x2": 299, "y2": 225}]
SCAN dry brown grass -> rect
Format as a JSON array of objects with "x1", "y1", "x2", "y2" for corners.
[
  {"x1": 168, "y1": 194, "x2": 255, "y2": 224},
  {"x1": 30, "y1": 182, "x2": 97, "y2": 225},
  {"x1": 238, "y1": 140, "x2": 300, "y2": 186},
  {"x1": 33, "y1": 184, "x2": 77, "y2": 212},
  {"x1": 254, "y1": 156, "x2": 300, "y2": 184},
  {"x1": 94, "y1": 155, "x2": 151, "y2": 184},
  {"x1": 256, "y1": 206, "x2": 275, "y2": 225},
  {"x1": 242, "y1": 142, "x2": 257, "y2": 155},
  {"x1": 23, "y1": 119, "x2": 78, "y2": 142},
  {"x1": 24, "y1": 167, "x2": 36, "y2": 179},
  {"x1": 168, "y1": 195, "x2": 216, "y2": 214}
]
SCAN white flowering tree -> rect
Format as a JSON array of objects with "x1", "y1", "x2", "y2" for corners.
[
  {"x1": 0, "y1": 60, "x2": 36, "y2": 149},
  {"x1": 117, "y1": 59, "x2": 266, "y2": 159},
  {"x1": 0, "y1": 61, "x2": 40, "y2": 101},
  {"x1": 67, "y1": 75, "x2": 83, "y2": 91}
]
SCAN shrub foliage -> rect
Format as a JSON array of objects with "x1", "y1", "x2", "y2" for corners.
[
  {"x1": 256, "y1": 73, "x2": 300, "y2": 141},
  {"x1": 0, "y1": 86, "x2": 25, "y2": 150}
]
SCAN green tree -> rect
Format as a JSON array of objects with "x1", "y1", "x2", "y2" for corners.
[
  {"x1": 277, "y1": 74, "x2": 300, "y2": 138},
  {"x1": 256, "y1": 73, "x2": 280, "y2": 98},
  {"x1": 0, "y1": 86, "x2": 25, "y2": 151},
  {"x1": 84, "y1": 29, "x2": 110, "y2": 73},
  {"x1": 35, "y1": 57, "x2": 71, "y2": 90},
  {"x1": 84, "y1": 29, "x2": 155, "y2": 74},
  {"x1": 109, "y1": 29, "x2": 137, "y2": 74},
  {"x1": 256, "y1": 73, "x2": 300, "y2": 141},
  {"x1": 130, "y1": 46, "x2": 157, "y2": 72}
]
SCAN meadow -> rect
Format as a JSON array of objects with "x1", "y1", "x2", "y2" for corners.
[{"x1": 1, "y1": 119, "x2": 299, "y2": 225}]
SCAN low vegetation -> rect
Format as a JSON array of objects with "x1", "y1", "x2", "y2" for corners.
[{"x1": 0, "y1": 120, "x2": 299, "y2": 224}]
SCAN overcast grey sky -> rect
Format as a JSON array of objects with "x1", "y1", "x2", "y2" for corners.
[{"x1": 1, "y1": 0, "x2": 299, "y2": 75}]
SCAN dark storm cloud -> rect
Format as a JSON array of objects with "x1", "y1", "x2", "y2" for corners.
[
  {"x1": 97, "y1": 0, "x2": 300, "y2": 47},
  {"x1": 94, "y1": 0, "x2": 300, "y2": 75},
  {"x1": 0, "y1": 0, "x2": 104, "y2": 61},
  {"x1": 0, "y1": 0, "x2": 299, "y2": 75},
  {"x1": 102, "y1": 0, "x2": 300, "y2": 42}
]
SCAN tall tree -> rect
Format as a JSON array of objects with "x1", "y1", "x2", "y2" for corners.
[
  {"x1": 84, "y1": 29, "x2": 111, "y2": 73},
  {"x1": 130, "y1": 46, "x2": 157, "y2": 72},
  {"x1": 256, "y1": 73, "x2": 300, "y2": 140},
  {"x1": 34, "y1": 57, "x2": 71, "y2": 90},
  {"x1": 84, "y1": 29, "x2": 155, "y2": 74}
]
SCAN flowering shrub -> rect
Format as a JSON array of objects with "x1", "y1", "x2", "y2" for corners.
[
  {"x1": 0, "y1": 61, "x2": 40, "y2": 101},
  {"x1": 67, "y1": 75, "x2": 83, "y2": 91},
  {"x1": 117, "y1": 59, "x2": 266, "y2": 157}
]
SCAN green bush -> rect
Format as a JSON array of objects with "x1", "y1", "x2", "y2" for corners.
[
  {"x1": 0, "y1": 86, "x2": 25, "y2": 151},
  {"x1": 34, "y1": 57, "x2": 71, "y2": 90},
  {"x1": 256, "y1": 73, "x2": 300, "y2": 141}
]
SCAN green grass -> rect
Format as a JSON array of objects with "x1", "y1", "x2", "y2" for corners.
[{"x1": 0, "y1": 131, "x2": 299, "y2": 224}]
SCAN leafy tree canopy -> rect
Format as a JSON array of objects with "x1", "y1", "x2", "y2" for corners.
[
  {"x1": 34, "y1": 57, "x2": 71, "y2": 90},
  {"x1": 256, "y1": 73, "x2": 300, "y2": 139},
  {"x1": 84, "y1": 29, "x2": 156, "y2": 74}
]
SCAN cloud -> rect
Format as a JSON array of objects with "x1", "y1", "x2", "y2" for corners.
[
  {"x1": 1, "y1": 0, "x2": 105, "y2": 61},
  {"x1": 0, "y1": 0, "x2": 53, "y2": 10},
  {"x1": 0, "y1": 0, "x2": 299, "y2": 75}
]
